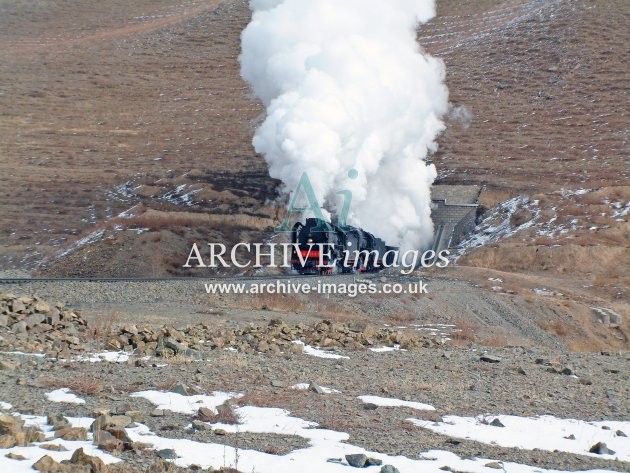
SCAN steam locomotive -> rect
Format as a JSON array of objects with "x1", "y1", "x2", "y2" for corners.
[{"x1": 291, "y1": 218, "x2": 397, "y2": 275}]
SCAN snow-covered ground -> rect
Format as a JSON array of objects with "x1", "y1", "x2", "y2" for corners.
[
  {"x1": 74, "y1": 351, "x2": 132, "y2": 363},
  {"x1": 291, "y1": 383, "x2": 340, "y2": 394},
  {"x1": 358, "y1": 395, "x2": 435, "y2": 411},
  {"x1": 0, "y1": 413, "x2": 121, "y2": 472},
  {"x1": 131, "y1": 390, "x2": 242, "y2": 415},
  {"x1": 409, "y1": 414, "x2": 630, "y2": 462},
  {"x1": 292, "y1": 340, "x2": 350, "y2": 359},
  {"x1": 369, "y1": 345, "x2": 406, "y2": 353},
  {"x1": 45, "y1": 388, "x2": 85, "y2": 405},
  {"x1": 0, "y1": 391, "x2": 627, "y2": 473},
  {"x1": 456, "y1": 195, "x2": 540, "y2": 256}
]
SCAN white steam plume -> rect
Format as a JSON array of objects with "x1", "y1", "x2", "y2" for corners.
[{"x1": 240, "y1": 0, "x2": 448, "y2": 250}]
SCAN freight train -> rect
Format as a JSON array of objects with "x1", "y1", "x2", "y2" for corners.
[{"x1": 291, "y1": 218, "x2": 397, "y2": 275}]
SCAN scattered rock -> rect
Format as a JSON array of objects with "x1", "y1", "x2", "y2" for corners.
[
  {"x1": 158, "y1": 448, "x2": 178, "y2": 460},
  {"x1": 490, "y1": 418, "x2": 505, "y2": 427},
  {"x1": 32, "y1": 454, "x2": 60, "y2": 472},
  {"x1": 47, "y1": 413, "x2": 71, "y2": 430},
  {"x1": 11, "y1": 321, "x2": 27, "y2": 334},
  {"x1": 0, "y1": 360, "x2": 17, "y2": 370},
  {"x1": 68, "y1": 447, "x2": 108, "y2": 472},
  {"x1": 589, "y1": 442, "x2": 615, "y2": 455},
  {"x1": 192, "y1": 420, "x2": 211, "y2": 431},
  {"x1": 197, "y1": 407, "x2": 214, "y2": 421},
  {"x1": 485, "y1": 462, "x2": 503, "y2": 469},
  {"x1": 55, "y1": 426, "x2": 88, "y2": 441},
  {"x1": 346, "y1": 453, "x2": 368, "y2": 468},
  {"x1": 5, "y1": 452, "x2": 26, "y2": 460},
  {"x1": 381, "y1": 466, "x2": 400, "y2": 473},
  {"x1": 616, "y1": 430, "x2": 627, "y2": 437},
  {"x1": 40, "y1": 443, "x2": 69, "y2": 451},
  {"x1": 0, "y1": 434, "x2": 16, "y2": 448},
  {"x1": 171, "y1": 383, "x2": 189, "y2": 396},
  {"x1": 215, "y1": 402, "x2": 238, "y2": 423},
  {"x1": 579, "y1": 376, "x2": 593, "y2": 386},
  {"x1": 0, "y1": 412, "x2": 44, "y2": 448},
  {"x1": 108, "y1": 415, "x2": 132, "y2": 429},
  {"x1": 1, "y1": 294, "x2": 439, "y2": 356},
  {"x1": 480, "y1": 355, "x2": 501, "y2": 363},
  {"x1": 308, "y1": 381, "x2": 325, "y2": 394},
  {"x1": 94, "y1": 430, "x2": 122, "y2": 452},
  {"x1": 125, "y1": 410, "x2": 145, "y2": 423}
]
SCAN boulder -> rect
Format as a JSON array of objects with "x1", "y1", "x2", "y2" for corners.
[
  {"x1": 55, "y1": 427, "x2": 88, "y2": 441},
  {"x1": 0, "y1": 434, "x2": 16, "y2": 448},
  {"x1": 94, "y1": 430, "x2": 122, "y2": 452},
  {"x1": 480, "y1": 354, "x2": 501, "y2": 363},
  {"x1": 33, "y1": 301, "x2": 50, "y2": 313},
  {"x1": 589, "y1": 442, "x2": 615, "y2": 455},
  {"x1": 346, "y1": 454, "x2": 368, "y2": 468},
  {"x1": 381, "y1": 466, "x2": 400, "y2": 473},
  {"x1": 67, "y1": 448, "x2": 108, "y2": 472},
  {"x1": 32, "y1": 455, "x2": 61, "y2": 472},
  {"x1": 47, "y1": 413, "x2": 71, "y2": 430},
  {"x1": 158, "y1": 449, "x2": 177, "y2": 460}
]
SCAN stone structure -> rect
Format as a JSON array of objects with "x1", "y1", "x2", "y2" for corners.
[{"x1": 430, "y1": 185, "x2": 480, "y2": 253}]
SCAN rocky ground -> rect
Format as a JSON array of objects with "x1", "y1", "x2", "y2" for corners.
[{"x1": 0, "y1": 292, "x2": 628, "y2": 472}]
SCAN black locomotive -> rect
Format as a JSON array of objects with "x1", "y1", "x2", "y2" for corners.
[{"x1": 291, "y1": 218, "x2": 397, "y2": 275}]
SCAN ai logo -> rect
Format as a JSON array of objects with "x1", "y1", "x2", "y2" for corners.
[{"x1": 276, "y1": 169, "x2": 359, "y2": 232}]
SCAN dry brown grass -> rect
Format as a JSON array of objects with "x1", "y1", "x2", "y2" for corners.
[
  {"x1": 248, "y1": 293, "x2": 306, "y2": 313},
  {"x1": 315, "y1": 299, "x2": 364, "y2": 323},
  {"x1": 155, "y1": 377, "x2": 179, "y2": 392},
  {"x1": 40, "y1": 375, "x2": 103, "y2": 397},
  {"x1": 84, "y1": 310, "x2": 121, "y2": 341},
  {"x1": 114, "y1": 210, "x2": 275, "y2": 233},
  {"x1": 236, "y1": 389, "x2": 304, "y2": 410},
  {"x1": 452, "y1": 318, "x2": 479, "y2": 342},
  {"x1": 318, "y1": 417, "x2": 359, "y2": 432},
  {"x1": 160, "y1": 352, "x2": 198, "y2": 365},
  {"x1": 537, "y1": 319, "x2": 572, "y2": 337},
  {"x1": 479, "y1": 334, "x2": 509, "y2": 348},
  {"x1": 385, "y1": 312, "x2": 417, "y2": 325}
]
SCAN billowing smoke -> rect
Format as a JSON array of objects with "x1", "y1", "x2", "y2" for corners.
[{"x1": 240, "y1": 0, "x2": 449, "y2": 250}]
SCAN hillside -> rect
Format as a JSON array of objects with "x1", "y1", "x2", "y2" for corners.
[{"x1": 0, "y1": 0, "x2": 627, "y2": 345}]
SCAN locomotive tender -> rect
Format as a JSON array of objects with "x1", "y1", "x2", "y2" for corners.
[{"x1": 291, "y1": 218, "x2": 397, "y2": 275}]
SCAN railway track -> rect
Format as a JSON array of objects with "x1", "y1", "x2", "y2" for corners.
[{"x1": 0, "y1": 274, "x2": 349, "y2": 285}]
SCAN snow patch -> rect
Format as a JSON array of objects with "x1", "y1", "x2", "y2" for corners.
[
  {"x1": 291, "y1": 383, "x2": 340, "y2": 394},
  {"x1": 369, "y1": 345, "x2": 406, "y2": 353},
  {"x1": 359, "y1": 395, "x2": 435, "y2": 411},
  {"x1": 0, "y1": 351, "x2": 45, "y2": 358},
  {"x1": 131, "y1": 390, "x2": 242, "y2": 415},
  {"x1": 293, "y1": 340, "x2": 349, "y2": 360},
  {"x1": 456, "y1": 196, "x2": 539, "y2": 257},
  {"x1": 45, "y1": 388, "x2": 85, "y2": 405},
  {"x1": 56, "y1": 230, "x2": 105, "y2": 259},
  {"x1": 75, "y1": 351, "x2": 131, "y2": 363},
  {"x1": 409, "y1": 414, "x2": 630, "y2": 461},
  {"x1": 125, "y1": 403, "x2": 613, "y2": 473},
  {"x1": 0, "y1": 411, "x2": 120, "y2": 472}
]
